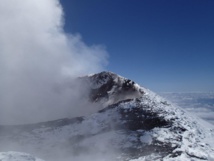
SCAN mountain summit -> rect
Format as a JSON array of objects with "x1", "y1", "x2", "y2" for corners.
[{"x1": 0, "y1": 71, "x2": 214, "y2": 161}]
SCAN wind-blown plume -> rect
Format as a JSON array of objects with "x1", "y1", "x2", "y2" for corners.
[{"x1": 0, "y1": 0, "x2": 108, "y2": 124}]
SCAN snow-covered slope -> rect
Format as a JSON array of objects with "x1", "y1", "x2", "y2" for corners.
[
  {"x1": 0, "y1": 151, "x2": 44, "y2": 161},
  {"x1": 160, "y1": 92, "x2": 214, "y2": 125},
  {"x1": 0, "y1": 72, "x2": 214, "y2": 161}
]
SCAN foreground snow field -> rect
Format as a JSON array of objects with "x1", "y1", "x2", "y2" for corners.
[
  {"x1": 0, "y1": 151, "x2": 44, "y2": 161},
  {"x1": 0, "y1": 72, "x2": 214, "y2": 161}
]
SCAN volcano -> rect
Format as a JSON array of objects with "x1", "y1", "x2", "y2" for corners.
[{"x1": 0, "y1": 72, "x2": 214, "y2": 161}]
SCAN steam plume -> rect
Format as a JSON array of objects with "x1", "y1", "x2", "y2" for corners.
[{"x1": 0, "y1": 0, "x2": 108, "y2": 124}]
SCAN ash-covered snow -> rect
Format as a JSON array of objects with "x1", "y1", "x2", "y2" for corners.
[{"x1": 0, "y1": 72, "x2": 214, "y2": 161}]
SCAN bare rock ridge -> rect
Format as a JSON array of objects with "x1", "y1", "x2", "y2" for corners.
[{"x1": 0, "y1": 71, "x2": 214, "y2": 161}]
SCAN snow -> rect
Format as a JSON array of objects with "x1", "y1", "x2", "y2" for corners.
[
  {"x1": 140, "y1": 132, "x2": 152, "y2": 144},
  {"x1": 140, "y1": 91, "x2": 214, "y2": 160},
  {"x1": 0, "y1": 72, "x2": 214, "y2": 161},
  {"x1": 0, "y1": 151, "x2": 44, "y2": 161},
  {"x1": 160, "y1": 92, "x2": 214, "y2": 125}
]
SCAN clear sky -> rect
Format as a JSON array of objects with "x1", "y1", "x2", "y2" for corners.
[{"x1": 60, "y1": 0, "x2": 214, "y2": 92}]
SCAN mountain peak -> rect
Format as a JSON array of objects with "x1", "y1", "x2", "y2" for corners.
[
  {"x1": 0, "y1": 72, "x2": 214, "y2": 161},
  {"x1": 84, "y1": 71, "x2": 144, "y2": 105}
]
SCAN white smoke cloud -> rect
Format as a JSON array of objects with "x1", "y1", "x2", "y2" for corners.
[{"x1": 0, "y1": 0, "x2": 108, "y2": 125}]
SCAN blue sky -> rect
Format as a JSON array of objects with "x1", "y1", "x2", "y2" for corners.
[{"x1": 60, "y1": 0, "x2": 214, "y2": 92}]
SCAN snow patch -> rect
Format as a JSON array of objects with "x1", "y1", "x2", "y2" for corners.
[{"x1": 0, "y1": 151, "x2": 44, "y2": 161}]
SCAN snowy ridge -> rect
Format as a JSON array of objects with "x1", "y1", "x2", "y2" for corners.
[
  {"x1": 159, "y1": 92, "x2": 214, "y2": 125},
  {"x1": 0, "y1": 71, "x2": 214, "y2": 160},
  {"x1": 84, "y1": 71, "x2": 144, "y2": 106},
  {"x1": 137, "y1": 87, "x2": 214, "y2": 160}
]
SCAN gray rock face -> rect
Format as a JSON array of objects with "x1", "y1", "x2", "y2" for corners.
[{"x1": 0, "y1": 72, "x2": 214, "y2": 161}]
